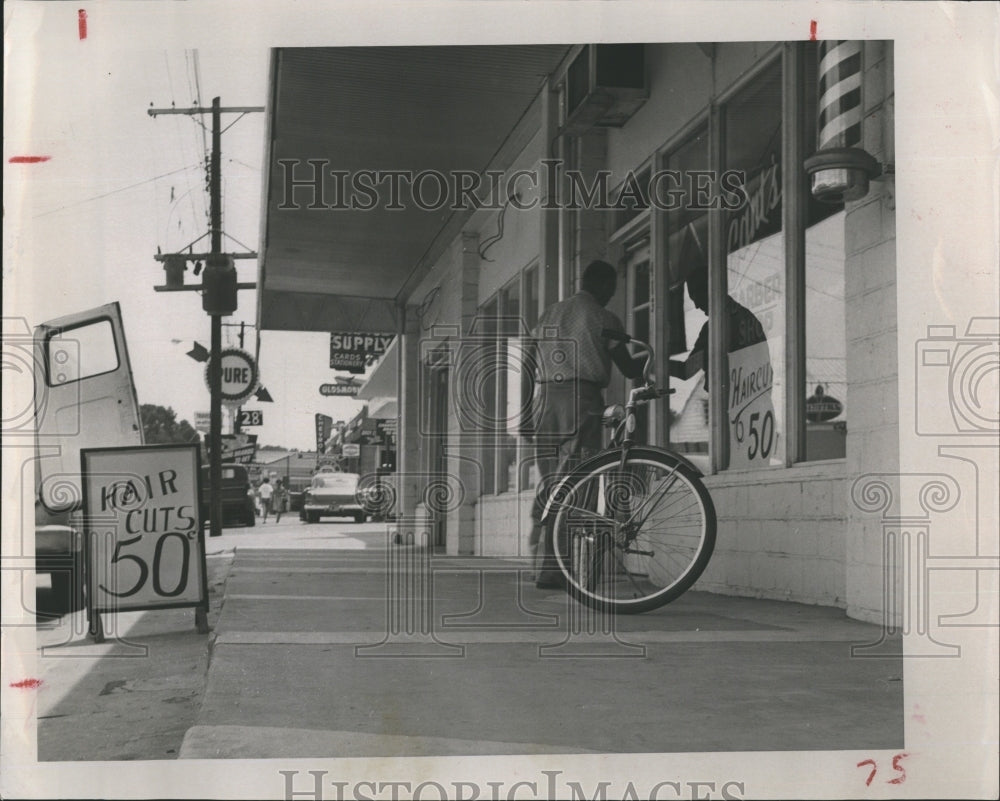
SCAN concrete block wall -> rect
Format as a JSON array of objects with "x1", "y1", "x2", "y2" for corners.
[
  {"x1": 699, "y1": 464, "x2": 848, "y2": 606},
  {"x1": 476, "y1": 491, "x2": 535, "y2": 557},
  {"x1": 843, "y1": 41, "x2": 898, "y2": 624}
]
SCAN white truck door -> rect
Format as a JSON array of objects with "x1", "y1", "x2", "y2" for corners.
[{"x1": 34, "y1": 302, "x2": 143, "y2": 513}]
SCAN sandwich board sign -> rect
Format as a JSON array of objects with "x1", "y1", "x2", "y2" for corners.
[{"x1": 81, "y1": 443, "x2": 209, "y2": 642}]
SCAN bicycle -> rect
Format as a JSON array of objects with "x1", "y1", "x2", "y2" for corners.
[{"x1": 540, "y1": 329, "x2": 717, "y2": 614}]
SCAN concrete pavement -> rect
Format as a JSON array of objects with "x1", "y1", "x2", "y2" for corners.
[{"x1": 35, "y1": 517, "x2": 904, "y2": 762}]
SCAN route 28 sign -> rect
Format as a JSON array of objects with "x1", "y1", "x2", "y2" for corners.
[{"x1": 205, "y1": 347, "x2": 259, "y2": 407}]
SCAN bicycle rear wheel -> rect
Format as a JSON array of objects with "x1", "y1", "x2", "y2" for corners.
[{"x1": 549, "y1": 447, "x2": 716, "y2": 614}]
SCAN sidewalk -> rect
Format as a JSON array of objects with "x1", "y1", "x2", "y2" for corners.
[
  {"x1": 180, "y1": 526, "x2": 904, "y2": 759},
  {"x1": 34, "y1": 521, "x2": 904, "y2": 761}
]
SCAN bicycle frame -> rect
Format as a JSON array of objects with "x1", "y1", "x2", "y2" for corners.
[{"x1": 539, "y1": 334, "x2": 703, "y2": 524}]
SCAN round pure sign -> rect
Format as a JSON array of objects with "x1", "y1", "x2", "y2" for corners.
[{"x1": 205, "y1": 348, "x2": 259, "y2": 407}]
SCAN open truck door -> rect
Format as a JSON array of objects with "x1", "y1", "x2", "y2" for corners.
[
  {"x1": 32, "y1": 303, "x2": 143, "y2": 614},
  {"x1": 34, "y1": 301, "x2": 143, "y2": 514}
]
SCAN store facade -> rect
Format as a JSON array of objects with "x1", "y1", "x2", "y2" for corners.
[{"x1": 257, "y1": 41, "x2": 897, "y2": 623}]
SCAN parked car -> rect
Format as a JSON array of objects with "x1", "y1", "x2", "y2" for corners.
[
  {"x1": 200, "y1": 463, "x2": 256, "y2": 527},
  {"x1": 35, "y1": 497, "x2": 85, "y2": 616},
  {"x1": 300, "y1": 472, "x2": 366, "y2": 523}
]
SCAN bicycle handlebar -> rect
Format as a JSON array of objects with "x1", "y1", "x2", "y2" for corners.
[{"x1": 601, "y1": 328, "x2": 631, "y2": 343}]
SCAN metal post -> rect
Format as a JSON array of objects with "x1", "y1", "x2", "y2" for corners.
[{"x1": 208, "y1": 97, "x2": 223, "y2": 537}]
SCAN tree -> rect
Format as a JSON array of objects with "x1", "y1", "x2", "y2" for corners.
[{"x1": 140, "y1": 404, "x2": 200, "y2": 444}]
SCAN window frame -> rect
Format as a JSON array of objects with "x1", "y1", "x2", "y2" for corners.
[
  {"x1": 477, "y1": 262, "x2": 544, "y2": 496},
  {"x1": 645, "y1": 44, "x2": 838, "y2": 474}
]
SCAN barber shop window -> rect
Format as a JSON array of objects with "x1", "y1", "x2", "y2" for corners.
[
  {"x1": 662, "y1": 124, "x2": 710, "y2": 468},
  {"x1": 803, "y1": 43, "x2": 848, "y2": 460},
  {"x1": 723, "y1": 57, "x2": 785, "y2": 470},
  {"x1": 479, "y1": 264, "x2": 542, "y2": 495}
]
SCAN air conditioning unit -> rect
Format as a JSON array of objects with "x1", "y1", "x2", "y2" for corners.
[{"x1": 561, "y1": 44, "x2": 648, "y2": 136}]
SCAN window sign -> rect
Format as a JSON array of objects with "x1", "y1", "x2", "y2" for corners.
[{"x1": 81, "y1": 444, "x2": 209, "y2": 642}]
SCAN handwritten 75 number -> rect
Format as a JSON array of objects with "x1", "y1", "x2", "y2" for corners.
[{"x1": 857, "y1": 753, "x2": 909, "y2": 787}]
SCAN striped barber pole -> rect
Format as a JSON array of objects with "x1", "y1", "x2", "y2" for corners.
[{"x1": 817, "y1": 40, "x2": 863, "y2": 150}]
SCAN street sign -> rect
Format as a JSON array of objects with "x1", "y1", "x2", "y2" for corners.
[
  {"x1": 329, "y1": 332, "x2": 394, "y2": 373},
  {"x1": 342, "y1": 443, "x2": 361, "y2": 458},
  {"x1": 81, "y1": 443, "x2": 209, "y2": 641},
  {"x1": 205, "y1": 347, "x2": 259, "y2": 407},
  {"x1": 193, "y1": 411, "x2": 211, "y2": 433},
  {"x1": 238, "y1": 409, "x2": 264, "y2": 427},
  {"x1": 212, "y1": 433, "x2": 258, "y2": 463},
  {"x1": 315, "y1": 413, "x2": 333, "y2": 454},
  {"x1": 320, "y1": 383, "x2": 359, "y2": 397}
]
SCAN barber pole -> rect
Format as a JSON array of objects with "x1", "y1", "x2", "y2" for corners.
[
  {"x1": 804, "y1": 40, "x2": 882, "y2": 203},
  {"x1": 818, "y1": 40, "x2": 863, "y2": 152}
]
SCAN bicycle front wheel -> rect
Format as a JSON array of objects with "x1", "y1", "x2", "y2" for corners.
[{"x1": 550, "y1": 447, "x2": 716, "y2": 614}]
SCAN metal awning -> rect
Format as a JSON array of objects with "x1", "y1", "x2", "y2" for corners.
[
  {"x1": 257, "y1": 45, "x2": 570, "y2": 333},
  {"x1": 357, "y1": 338, "x2": 397, "y2": 400}
]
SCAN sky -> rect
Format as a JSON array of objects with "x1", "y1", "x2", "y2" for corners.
[{"x1": 4, "y1": 4, "x2": 365, "y2": 451}]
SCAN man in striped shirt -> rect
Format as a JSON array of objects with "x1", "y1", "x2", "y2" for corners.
[{"x1": 522, "y1": 260, "x2": 645, "y2": 589}]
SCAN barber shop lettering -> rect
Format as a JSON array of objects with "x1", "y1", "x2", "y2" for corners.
[
  {"x1": 728, "y1": 157, "x2": 781, "y2": 252},
  {"x1": 728, "y1": 341, "x2": 778, "y2": 467}
]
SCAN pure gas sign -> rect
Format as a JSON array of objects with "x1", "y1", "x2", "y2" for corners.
[{"x1": 205, "y1": 348, "x2": 259, "y2": 406}]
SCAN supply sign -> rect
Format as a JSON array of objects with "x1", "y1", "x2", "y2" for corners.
[{"x1": 330, "y1": 332, "x2": 394, "y2": 373}]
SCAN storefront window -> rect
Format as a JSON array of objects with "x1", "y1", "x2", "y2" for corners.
[
  {"x1": 520, "y1": 266, "x2": 541, "y2": 490},
  {"x1": 480, "y1": 297, "x2": 498, "y2": 495},
  {"x1": 497, "y1": 277, "x2": 520, "y2": 493},
  {"x1": 626, "y1": 242, "x2": 652, "y2": 445},
  {"x1": 480, "y1": 265, "x2": 544, "y2": 496},
  {"x1": 724, "y1": 59, "x2": 785, "y2": 470},
  {"x1": 803, "y1": 43, "x2": 848, "y2": 460},
  {"x1": 664, "y1": 126, "x2": 710, "y2": 467}
]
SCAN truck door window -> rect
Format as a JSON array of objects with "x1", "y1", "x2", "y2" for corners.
[{"x1": 45, "y1": 318, "x2": 119, "y2": 385}]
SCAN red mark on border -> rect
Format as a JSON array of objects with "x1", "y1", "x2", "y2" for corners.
[
  {"x1": 9, "y1": 156, "x2": 51, "y2": 164},
  {"x1": 809, "y1": 20, "x2": 817, "y2": 41},
  {"x1": 79, "y1": 9, "x2": 87, "y2": 40},
  {"x1": 856, "y1": 759, "x2": 877, "y2": 787},
  {"x1": 10, "y1": 678, "x2": 42, "y2": 689},
  {"x1": 888, "y1": 753, "x2": 909, "y2": 784}
]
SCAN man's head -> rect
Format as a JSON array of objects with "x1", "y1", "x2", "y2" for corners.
[
  {"x1": 686, "y1": 267, "x2": 709, "y2": 313},
  {"x1": 581, "y1": 260, "x2": 618, "y2": 306}
]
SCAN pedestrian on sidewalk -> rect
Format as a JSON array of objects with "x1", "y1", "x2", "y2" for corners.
[
  {"x1": 273, "y1": 479, "x2": 288, "y2": 523},
  {"x1": 520, "y1": 259, "x2": 645, "y2": 589},
  {"x1": 258, "y1": 476, "x2": 274, "y2": 523}
]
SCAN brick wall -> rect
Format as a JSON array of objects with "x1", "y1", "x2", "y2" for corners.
[
  {"x1": 698, "y1": 464, "x2": 848, "y2": 606},
  {"x1": 842, "y1": 41, "x2": 898, "y2": 624}
]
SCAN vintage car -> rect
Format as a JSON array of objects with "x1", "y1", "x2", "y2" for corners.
[
  {"x1": 300, "y1": 471, "x2": 367, "y2": 524},
  {"x1": 200, "y1": 463, "x2": 257, "y2": 527}
]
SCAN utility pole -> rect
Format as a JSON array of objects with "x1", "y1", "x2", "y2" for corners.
[{"x1": 149, "y1": 97, "x2": 263, "y2": 539}]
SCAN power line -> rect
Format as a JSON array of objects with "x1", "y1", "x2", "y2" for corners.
[{"x1": 33, "y1": 164, "x2": 201, "y2": 218}]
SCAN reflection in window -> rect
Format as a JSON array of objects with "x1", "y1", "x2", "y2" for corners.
[
  {"x1": 803, "y1": 43, "x2": 848, "y2": 460},
  {"x1": 724, "y1": 59, "x2": 784, "y2": 470},
  {"x1": 805, "y1": 216, "x2": 847, "y2": 458},
  {"x1": 46, "y1": 318, "x2": 119, "y2": 386},
  {"x1": 664, "y1": 126, "x2": 710, "y2": 468}
]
